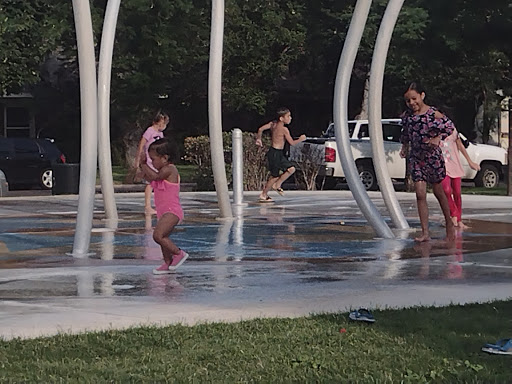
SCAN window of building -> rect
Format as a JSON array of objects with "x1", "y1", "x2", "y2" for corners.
[{"x1": 3, "y1": 106, "x2": 30, "y2": 137}]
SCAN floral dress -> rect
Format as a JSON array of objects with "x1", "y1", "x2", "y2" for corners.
[{"x1": 400, "y1": 107, "x2": 454, "y2": 184}]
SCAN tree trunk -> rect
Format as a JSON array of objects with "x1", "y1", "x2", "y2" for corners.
[{"x1": 355, "y1": 75, "x2": 369, "y2": 120}]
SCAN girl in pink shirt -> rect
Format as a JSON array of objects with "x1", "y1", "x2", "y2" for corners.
[
  {"x1": 440, "y1": 128, "x2": 480, "y2": 229},
  {"x1": 139, "y1": 138, "x2": 188, "y2": 274},
  {"x1": 135, "y1": 111, "x2": 169, "y2": 214}
]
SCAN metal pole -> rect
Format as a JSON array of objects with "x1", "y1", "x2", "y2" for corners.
[
  {"x1": 71, "y1": 0, "x2": 99, "y2": 257},
  {"x1": 97, "y1": 0, "x2": 120, "y2": 229},
  {"x1": 368, "y1": 0, "x2": 409, "y2": 229},
  {"x1": 208, "y1": 0, "x2": 233, "y2": 219},
  {"x1": 232, "y1": 128, "x2": 244, "y2": 206},
  {"x1": 333, "y1": 0, "x2": 394, "y2": 239}
]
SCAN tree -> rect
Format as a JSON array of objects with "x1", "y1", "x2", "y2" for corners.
[{"x1": 0, "y1": 0, "x2": 70, "y2": 94}]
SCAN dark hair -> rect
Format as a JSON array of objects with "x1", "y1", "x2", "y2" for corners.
[
  {"x1": 148, "y1": 137, "x2": 178, "y2": 163},
  {"x1": 152, "y1": 110, "x2": 170, "y2": 124},
  {"x1": 276, "y1": 107, "x2": 290, "y2": 119},
  {"x1": 405, "y1": 81, "x2": 426, "y2": 95}
]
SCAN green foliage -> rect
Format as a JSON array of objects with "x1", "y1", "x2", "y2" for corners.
[
  {"x1": 184, "y1": 131, "x2": 269, "y2": 191},
  {"x1": 183, "y1": 134, "x2": 219, "y2": 191},
  {"x1": 223, "y1": 0, "x2": 307, "y2": 113},
  {"x1": 0, "y1": 0, "x2": 70, "y2": 94},
  {"x1": 3, "y1": 0, "x2": 512, "y2": 148},
  {"x1": 0, "y1": 300, "x2": 511, "y2": 382}
]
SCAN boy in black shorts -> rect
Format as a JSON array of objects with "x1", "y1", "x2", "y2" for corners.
[{"x1": 255, "y1": 107, "x2": 306, "y2": 202}]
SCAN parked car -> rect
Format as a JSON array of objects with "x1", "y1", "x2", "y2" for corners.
[
  {"x1": 0, "y1": 137, "x2": 66, "y2": 190},
  {"x1": 291, "y1": 119, "x2": 508, "y2": 190}
]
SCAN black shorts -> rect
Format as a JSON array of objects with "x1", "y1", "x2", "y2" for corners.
[{"x1": 267, "y1": 147, "x2": 293, "y2": 177}]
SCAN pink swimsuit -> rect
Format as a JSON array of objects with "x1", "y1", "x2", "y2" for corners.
[{"x1": 151, "y1": 179, "x2": 184, "y2": 221}]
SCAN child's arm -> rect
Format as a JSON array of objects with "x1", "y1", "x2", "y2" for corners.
[
  {"x1": 399, "y1": 114, "x2": 410, "y2": 158},
  {"x1": 141, "y1": 163, "x2": 178, "y2": 182},
  {"x1": 399, "y1": 143, "x2": 409, "y2": 159},
  {"x1": 284, "y1": 128, "x2": 306, "y2": 146},
  {"x1": 429, "y1": 111, "x2": 454, "y2": 146},
  {"x1": 255, "y1": 121, "x2": 274, "y2": 147},
  {"x1": 134, "y1": 137, "x2": 147, "y2": 168},
  {"x1": 456, "y1": 137, "x2": 480, "y2": 171}
]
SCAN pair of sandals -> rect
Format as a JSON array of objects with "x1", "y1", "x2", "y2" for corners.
[
  {"x1": 347, "y1": 310, "x2": 512, "y2": 356},
  {"x1": 258, "y1": 186, "x2": 284, "y2": 203}
]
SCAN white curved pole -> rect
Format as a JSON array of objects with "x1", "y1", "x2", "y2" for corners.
[
  {"x1": 98, "y1": 0, "x2": 121, "y2": 229},
  {"x1": 71, "y1": 0, "x2": 99, "y2": 257},
  {"x1": 368, "y1": 0, "x2": 409, "y2": 230},
  {"x1": 208, "y1": 0, "x2": 233, "y2": 219},
  {"x1": 333, "y1": 0, "x2": 394, "y2": 239}
]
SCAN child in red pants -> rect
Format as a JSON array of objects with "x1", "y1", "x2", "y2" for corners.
[{"x1": 440, "y1": 129, "x2": 480, "y2": 229}]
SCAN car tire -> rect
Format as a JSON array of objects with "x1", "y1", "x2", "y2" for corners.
[
  {"x1": 474, "y1": 164, "x2": 499, "y2": 188},
  {"x1": 315, "y1": 176, "x2": 338, "y2": 190},
  {"x1": 357, "y1": 163, "x2": 378, "y2": 191},
  {"x1": 40, "y1": 169, "x2": 53, "y2": 190}
]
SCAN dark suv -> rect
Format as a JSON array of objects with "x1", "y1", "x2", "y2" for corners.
[{"x1": 0, "y1": 138, "x2": 66, "y2": 190}]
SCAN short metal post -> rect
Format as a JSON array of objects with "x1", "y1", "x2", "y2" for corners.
[{"x1": 232, "y1": 128, "x2": 244, "y2": 206}]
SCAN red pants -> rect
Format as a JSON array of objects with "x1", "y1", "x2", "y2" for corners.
[{"x1": 441, "y1": 176, "x2": 462, "y2": 221}]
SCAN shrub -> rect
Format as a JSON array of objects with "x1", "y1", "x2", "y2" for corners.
[
  {"x1": 184, "y1": 131, "x2": 270, "y2": 191},
  {"x1": 292, "y1": 143, "x2": 324, "y2": 190}
]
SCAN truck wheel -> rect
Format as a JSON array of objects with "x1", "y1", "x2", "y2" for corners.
[
  {"x1": 315, "y1": 176, "x2": 338, "y2": 190},
  {"x1": 40, "y1": 169, "x2": 53, "y2": 190},
  {"x1": 357, "y1": 163, "x2": 377, "y2": 191},
  {"x1": 474, "y1": 164, "x2": 499, "y2": 188}
]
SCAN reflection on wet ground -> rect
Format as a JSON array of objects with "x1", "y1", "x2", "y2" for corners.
[{"x1": 1, "y1": 192, "x2": 512, "y2": 300}]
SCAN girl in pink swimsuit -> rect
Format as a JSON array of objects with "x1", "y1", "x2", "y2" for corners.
[{"x1": 139, "y1": 138, "x2": 188, "y2": 274}]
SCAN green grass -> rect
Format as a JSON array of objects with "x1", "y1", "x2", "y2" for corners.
[
  {"x1": 98, "y1": 165, "x2": 197, "y2": 185},
  {"x1": 461, "y1": 185, "x2": 507, "y2": 196},
  {"x1": 176, "y1": 164, "x2": 196, "y2": 184},
  {"x1": 1, "y1": 301, "x2": 511, "y2": 382}
]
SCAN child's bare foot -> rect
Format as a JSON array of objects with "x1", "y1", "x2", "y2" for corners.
[
  {"x1": 458, "y1": 221, "x2": 470, "y2": 230},
  {"x1": 414, "y1": 233, "x2": 431, "y2": 242},
  {"x1": 451, "y1": 217, "x2": 458, "y2": 227}
]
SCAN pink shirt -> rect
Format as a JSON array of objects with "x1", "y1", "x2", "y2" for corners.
[
  {"x1": 151, "y1": 179, "x2": 184, "y2": 221},
  {"x1": 143, "y1": 126, "x2": 164, "y2": 171},
  {"x1": 441, "y1": 129, "x2": 464, "y2": 178}
]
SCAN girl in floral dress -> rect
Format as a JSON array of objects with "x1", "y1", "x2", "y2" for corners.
[{"x1": 399, "y1": 82, "x2": 455, "y2": 242}]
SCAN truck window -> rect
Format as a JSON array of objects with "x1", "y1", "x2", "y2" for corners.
[
  {"x1": 358, "y1": 124, "x2": 369, "y2": 139},
  {"x1": 382, "y1": 123, "x2": 402, "y2": 142},
  {"x1": 324, "y1": 122, "x2": 357, "y2": 138}
]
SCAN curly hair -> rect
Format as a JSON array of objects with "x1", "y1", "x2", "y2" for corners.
[{"x1": 148, "y1": 137, "x2": 178, "y2": 163}]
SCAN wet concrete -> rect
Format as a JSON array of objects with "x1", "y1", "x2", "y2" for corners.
[{"x1": 0, "y1": 190, "x2": 511, "y2": 339}]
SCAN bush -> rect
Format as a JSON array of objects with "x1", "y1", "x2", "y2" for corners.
[
  {"x1": 184, "y1": 131, "x2": 270, "y2": 191},
  {"x1": 292, "y1": 143, "x2": 324, "y2": 190}
]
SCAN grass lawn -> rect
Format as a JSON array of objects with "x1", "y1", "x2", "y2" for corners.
[
  {"x1": 100, "y1": 164, "x2": 197, "y2": 185},
  {"x1": 1, "y1": 301, "x2": 511, "y2": 382},
  {"x1": 461, "y1": 185, "x2": 507, "y2": 196}
]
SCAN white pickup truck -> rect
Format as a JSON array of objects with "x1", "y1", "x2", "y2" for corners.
[{"x1": 291, "y1": 119, "x2": 508, "y2": 190}]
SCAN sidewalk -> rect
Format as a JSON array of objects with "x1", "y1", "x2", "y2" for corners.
[{"x1": 1, "y1": 190, "x2": 511, "y2": 339}]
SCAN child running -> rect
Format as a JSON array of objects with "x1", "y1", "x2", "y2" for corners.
[
  {"x1": 440, "y1": 128, "x2": 480, "y2": 229},
  {"x1": 399, "y1": 82, "x2": 456, "y2": 242},
  {"x1": 135, "y1": 111, "x2": 170, "y2": 214},
  {"x1": 255, "y1": 107, "x2": 306, "y2": 202},
  {"x1": 139, "y1": 138, "x2": 188, "y2": 274}
]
